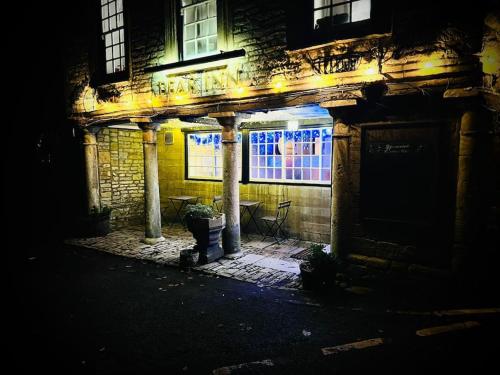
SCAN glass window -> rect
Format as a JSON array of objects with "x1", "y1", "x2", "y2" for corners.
[
  {"x1": 187, "y1": 132, "x2": 242, "y2": 180},
  {"x1": 249, "y1": 128, "x2": 332, "y2": 184},
  {"x1": 181, "y1": 0, "x2": 218, "y2": 60},
  {"x1": 314, "y1": 0, "x2": 370, "y2": 29},
  {"x1": 101, "y1": 0, "x2": 126, "y2": 74}
]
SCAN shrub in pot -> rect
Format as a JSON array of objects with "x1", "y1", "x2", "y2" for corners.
[
  {"x1": 183, "y1": 203, "x2": 225, "y2": 265},
  {"x1": 300, "y1": 244, "x2": 337, "y2": 290}
]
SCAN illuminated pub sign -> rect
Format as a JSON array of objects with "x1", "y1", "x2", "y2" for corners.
[{"x1": 153, "y1": 64, "x2": 248, "y2": 98}]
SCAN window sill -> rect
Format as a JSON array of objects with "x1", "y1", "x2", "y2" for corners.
[{"x1": 144, "y1": 49, "x2": 246, "y2": 74}]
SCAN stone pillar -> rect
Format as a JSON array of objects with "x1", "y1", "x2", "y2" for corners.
[
  {"x1": 330, "y1": 119, "x2": 351, "y2": 259},
  {"x1": 139, "y1": 122, "x2": 164, "y2": 245},
  {"x1": 209, "y1": 112, "x2": 244, "y2": 257},
  {"x1": 452, "y1": 110, "x2": 485, "y2": 274},
  {"x1": 82, "y1": 126, "x2": 101, "y2": 214}
]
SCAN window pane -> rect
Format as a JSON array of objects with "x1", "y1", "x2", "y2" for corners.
[
  {"x1": 105, "y1": 47, "x2": 112, "y2": 61},
  {"x1": 197, "y1": 39, "x2": 207, "y2": 54},
  {"x1": 109, "y1": 16, "x2": 116, "y2": 29},
  {"x1": 112, "y1": 30, "x2": 120, "y2": 44},
  {"x1": 117, "y1": 13, "x2": 124, "y2": 27},
  {"x1": 116, "y1": 0, "x2": 123, "y2": 12},
  {"x1": 106, "y1": 61, "x2": 113, "y2": 74},
  {"x1": 102, "y1": 5, "x2": 108, "y2": 18},
  {"x1": 185, "y1": 24, "x2": 196, "y2": 40},
  {"x1": 332, "y1": 4, "x2": 349, "y2": 24},
  {"x1": 108, "y1": 1, "x2": 116, "y2": 16},
  {"x1": 208, "y1": 0, "x2": 216, "y2": 17},
  {"x1": 188, "y1": 132, "x2": 242, "y2": 180},
  {"x1": 198, "y1": 21, "x2": 208, "y2": 37},
  {"x1": 185, "y1": 7, "x2": 195, "y2": 24},
  {"x1": 185, "y1": 41, "x2": 195, "y2": 57},
  {"x1": 196, "y1": 3, "x2": 207, "y2": 20},
  {"x1": 105, "y1": 33, "x2": 112, "y2": 47},
  {"x1": 102, "y1": 20, "x2": 109, "y2": 32},
  {"x1": 352, "y1": 0, "x2": 371, "y2": 22}
]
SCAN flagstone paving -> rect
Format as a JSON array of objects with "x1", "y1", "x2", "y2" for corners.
[{"x1": 65, "y1": 225, "x2": 323, "y2": 289}]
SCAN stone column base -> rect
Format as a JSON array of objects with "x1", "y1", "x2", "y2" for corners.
[
  {"x1": 143, "y1": 236, "x2": 166, "y2": 245},
  {"x1": 224, "y1": 251, "x2": 243, "y2": 260}
]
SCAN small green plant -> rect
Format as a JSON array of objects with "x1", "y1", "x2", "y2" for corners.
[
  {"x1": 183, "y1": 203, "x2": 214, "y2": 221},
  {"x1": 307, "y1": 244, "x2": 337, "y2": 273}
]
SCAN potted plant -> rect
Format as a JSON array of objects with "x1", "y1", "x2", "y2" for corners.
[
  {"x1": 300, "y1": 244, "x2": 338, "y2": 290},
  {"x1": 86, "y1": 205, "x2": 112, "y2": 236},
  {"x1": 182, "y1": 203, "x2": 225, "y2": 265}
]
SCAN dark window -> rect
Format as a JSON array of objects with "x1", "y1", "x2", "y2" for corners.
[
  {"x1": 313, "y1": 0, "x2": 371, "y2": 29},
  {"x1": 100, "y1": 0, "x2": 127, "y2": 75}
]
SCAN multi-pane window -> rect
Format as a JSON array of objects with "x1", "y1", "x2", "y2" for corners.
[
  {"x1": 187, "y1": 132, "x2": 242, "y2": 180},
  {"x1": 314, "y1": 0, "x2": 371, "y2": 29},
  {"x1": 181, "y1": 0, "x2": 218, "y2": 60},
  {"x1": 249, "y1": 128, "x2": 332, "y2": 184},
  {"x1": 101, "y1": 0, "x2": 126, "y2": 74}
]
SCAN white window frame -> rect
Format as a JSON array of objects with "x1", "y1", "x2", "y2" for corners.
[
  {"x1": 249, "y1": 128, "x2": 332, "y2": 185},
  {"x1": 186, "y1": 131, "x2": 242, "y2": 180},
  {"x1": 180, "y1": 0, "x2": 218, "y2": 60},
  {"x1": 101, "y1": 0, "x2": 126, "y2": 75}
]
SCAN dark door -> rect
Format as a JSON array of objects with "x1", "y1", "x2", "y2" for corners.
[{"x1": 360, "y1": 123, "x2": 443, "y2": 243}]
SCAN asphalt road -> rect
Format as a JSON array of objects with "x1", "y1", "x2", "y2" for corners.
[{"x1": 10, "y1": 244, "x2": 500, "y2": 374}]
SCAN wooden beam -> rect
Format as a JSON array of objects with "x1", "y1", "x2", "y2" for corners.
[{"x1": 320, "y1": 99, "x2": 358, "y2": 108}]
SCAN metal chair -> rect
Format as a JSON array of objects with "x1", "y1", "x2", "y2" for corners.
[
  {"x1": 212, "y1": 195, "x2": 223, "y2": 214},
  {"x1": 260, "y1": 200, "x2": 292, "y2": 244}
]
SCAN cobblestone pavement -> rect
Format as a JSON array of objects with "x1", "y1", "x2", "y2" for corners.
[{"x1": 65, "y1": 225, "x2": 321, "y2": 289}]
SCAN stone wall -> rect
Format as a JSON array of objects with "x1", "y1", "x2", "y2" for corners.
[
  {"x1": 157, "y1": 126, "x2": 331, "y2": 243},
  {"x1": 97, "y1": 128, "x2": 145, "y2": 226}
]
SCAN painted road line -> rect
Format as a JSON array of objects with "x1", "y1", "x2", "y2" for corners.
[
  {"x1": 416, "y1": 321, "x2": 480, "y2": 337},
  {"x1": 321, "y1": 338, "x2": 385, "y2": 356},
  {"x1": 433, "y1": 308, "x2": 500, "y2": 317},
  {"x1": 212, "y1": 359, "x2": 274, "y2": 374}
]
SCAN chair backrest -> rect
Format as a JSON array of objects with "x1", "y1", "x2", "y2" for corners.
[
  {"x1": 212, "y1": 195, "x2": 223, "y2": 213},
  {"x1": 276, "y1": 200, "x2": 291, "y2": 222}
]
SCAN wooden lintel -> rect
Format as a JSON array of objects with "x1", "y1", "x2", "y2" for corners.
[
  {"x1": 320, "y1": 99, "x2": 357, "y2": 109},
  {"x1": 208, "y1": 111, "x2": 236, "y2": 118},
  {"x1": 443, "y1": 88, "x2": 480, "y2": 99}
]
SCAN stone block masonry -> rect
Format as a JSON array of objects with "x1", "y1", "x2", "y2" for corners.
[{"x1": 97, "y1": 128, "x2": 145, "y2": 226}]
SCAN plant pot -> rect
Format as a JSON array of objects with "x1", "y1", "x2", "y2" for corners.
[
  {"x1": 186, "y1": 214, "x2": 225, "y2": 264},
  {"x1": 300, "y1": 261, "x2": 337, "y2": 290},
  {"x1": 179, "y1": 248, "x2": 200, "y2": 269}
]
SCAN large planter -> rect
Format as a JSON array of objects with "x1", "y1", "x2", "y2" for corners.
[{"x1": 185, "y1": 213, "x2": 226, "y2": 264}]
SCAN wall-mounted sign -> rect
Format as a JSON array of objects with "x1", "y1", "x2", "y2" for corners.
[
  {"x1": 153, "y1": 64, "x2": 248, "y2": 98},
  {"x1": 308, "y1": 54, "x2": 362, "y2": 74}
]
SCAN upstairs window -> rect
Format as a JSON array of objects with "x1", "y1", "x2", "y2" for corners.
[
  {"x1": 313, "y1": 0, "x2": 371, "y2": 29},
  {"x1": 181, "y1": 0, "x2": 218, "y2": 60},
  {"x1": 101, "y1": 0, "x2": 126, "y2": 75}
]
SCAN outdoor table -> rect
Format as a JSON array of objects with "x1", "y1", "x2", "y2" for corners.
[
  {"x1": 240, "y1": 200, "x2": 262, "y2": 235},
  {"x1": 167, "y1": 195, "x2": 199, "y2": 227}
]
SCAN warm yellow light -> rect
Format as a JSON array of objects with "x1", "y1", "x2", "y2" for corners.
[
  {"x1": 233, "y1": 85, "x2": 248, "y2": 97},
  {"x1": 423, "y1": 61, "x2": 435, "y2": 69},
  {"x1": 364, "y1": 67, "x2": 377, "y2": 75},
  {"x1": 173, "y1": 93, "x2": 187, "y2": 102},
  {"x1": 274, "y1": 81, "x2": 284, "y2": 90}
]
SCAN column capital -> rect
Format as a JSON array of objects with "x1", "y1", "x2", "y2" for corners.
[
  {"x1": 138, "y1": 123, "x2": 161, "y2": 132},
  {"x1": 81, "y1": 125, "x2": 101, "y2": 135},
  {"x1": 208, "y1": 112, "x2": 250, "y2": 127}
]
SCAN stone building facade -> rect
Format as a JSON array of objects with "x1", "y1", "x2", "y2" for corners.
[{"x1": 65, "y1": 0, "x2": 499, "y2": 276}]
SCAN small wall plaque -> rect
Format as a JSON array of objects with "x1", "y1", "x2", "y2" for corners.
[{"x1": 164, "y1": 131, "x2": 174, "y2": 145}]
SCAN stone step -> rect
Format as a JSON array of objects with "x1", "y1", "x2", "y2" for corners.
[{"x1": 346, "y1": 253, "x2": 451, "y2": 281}]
